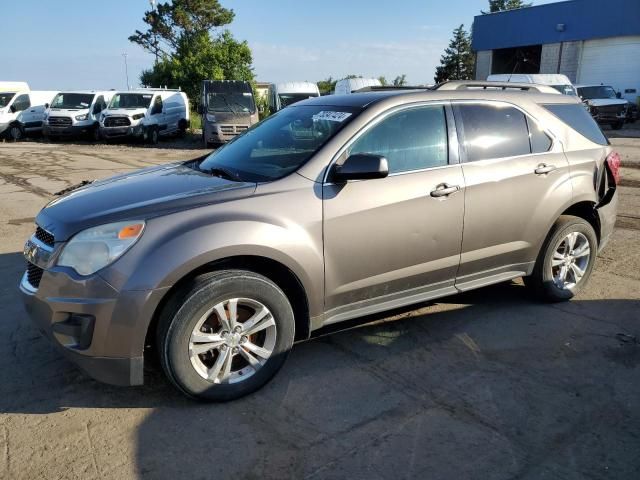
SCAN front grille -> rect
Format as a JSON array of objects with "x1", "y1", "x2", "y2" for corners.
[
  {"x1": 220, "y1": 125, "x2": 249, "y2": 136},
  {"x1": 104, "y1": 116, "x2": 131, "y2": 127},
  {"x1": 35, "y1": 226, "x2": 54, "y2": 247},
  {"x1": 598, "y1": 105, "x2": 625, "y2": 115},
  {"x1": 48, "y1": 116, "x2": 72, "y2": 127},
  {"x1": 26, "y1": 262, "x2": 44, "y2": 289}
]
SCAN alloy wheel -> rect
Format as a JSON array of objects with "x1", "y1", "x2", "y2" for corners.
[
  {"x1": 550, "y1": 231, "x2": 591, "y2": 291},
  {"x1": 188, "y1": 298, "x2": 277, "y2": 384}
]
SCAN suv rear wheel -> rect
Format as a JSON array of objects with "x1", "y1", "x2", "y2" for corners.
[
  {"x1": 525, "y1": 215, "x2": 597, "y2": 301},
  {"x1": 157, "y1": 270, "x2": 295, "y2": 401}
]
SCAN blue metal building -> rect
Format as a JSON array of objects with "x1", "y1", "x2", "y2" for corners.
[{"x1": 472, "y1": 0, "x2": 640, "y2": 102}]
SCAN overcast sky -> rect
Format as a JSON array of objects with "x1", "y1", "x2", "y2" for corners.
[{"x1": 3, "y1": 0, "x2": 560, "y2": 90}]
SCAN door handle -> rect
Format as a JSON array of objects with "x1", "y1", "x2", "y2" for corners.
[
  {"x1": 430, "y1": 183, "x2": 460, "y2": 198},
  {"x1": 535, "y1": 163, "x2": 557, "y2": 175}
]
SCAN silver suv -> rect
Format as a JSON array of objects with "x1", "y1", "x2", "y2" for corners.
[{"x1": 20, "y1": 82, "x2": 620, "y2": 401}]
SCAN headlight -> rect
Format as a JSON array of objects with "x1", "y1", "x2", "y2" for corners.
[
  {"x1": 132, "y1": 113, "x2": 145, "y2": 120},
  {"x1": 206, "y1": 114, "x2": 216, "y2": 122},
  {"x1": 57, "y1": 221, "x2": 145, "y2": 275},
  {"x1": 75, "y1": 113, "x2": 88, "y2": 121}
]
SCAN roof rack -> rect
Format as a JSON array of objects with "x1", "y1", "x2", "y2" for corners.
[
  {"x1": 354, "y1": 85, "x2": 432, "y2": 92},
  {"x1": 434, "y1": 81, "x2": 559, "y2": 94}
]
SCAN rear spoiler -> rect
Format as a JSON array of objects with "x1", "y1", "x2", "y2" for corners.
[{"x1": 435, "y1": 81, "x2": 560, "y2": 95}]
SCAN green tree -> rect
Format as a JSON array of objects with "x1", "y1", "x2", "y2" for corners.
[
  {"x1": 434, "y1": 25, "x2": 474, "y2": 84},
  {"x1": 317, "y1": 76, "x2": 337, "y2": 95},
  {"x1": 130, "y1": 0, "x2": 253, "y2": 105},
  {"x1": 393, "y1": 74, "x2": 407, "y2": 86},
  {"x1": 378, "y1": 76, "x2": 388, "y2": 86},
  {"x1": 484, "y1": 0, "x2": 532, "y2": 13}
]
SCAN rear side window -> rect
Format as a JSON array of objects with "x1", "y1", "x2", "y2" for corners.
[
  {"x1": 542, "y1": 104, "x2": 608, "y2": 146},
  {"x1": 349, "y1": 105, "x2": 448, "y2": 174},
  {"x1": 527, "y1": 117, "x2": 552, "y2": 153},
  {"x1": 454, "y1": 104, "x2": 531, "y2": 161}
]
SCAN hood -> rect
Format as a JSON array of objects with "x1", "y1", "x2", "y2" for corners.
[
  {"x1": 48, "y1": 107, "x2": 89, "y2": 117},
  {"x1": 103, "y1": 107, "x2": 147, "y2": 118},
  {"x1": 585, "y1": 99, "x2": 627, "y2": 107},
  {"x1": 36, "y1": 162, "x2": 256, "y2": 241}
]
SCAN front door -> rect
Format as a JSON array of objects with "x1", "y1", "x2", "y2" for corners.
[
  {"x1": 323, "y1": 104, "x2": 465, "y2": 322},
  {"x1": 452, "y1": 101, "x2": 572, "y2": 289}
]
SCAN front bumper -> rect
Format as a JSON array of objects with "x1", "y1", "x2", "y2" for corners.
[
  {"x1": 100, "y1": 125, "x2": 143, "y2": 139},
  {"x1": 44, "y1": 124, "x2": 94, "y2": 137},
  {"x1": 19, "y1": 260, "x2": 167, "y2": 386}
]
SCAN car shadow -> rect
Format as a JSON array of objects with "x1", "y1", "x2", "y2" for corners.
[{"x1": 2, "y1": 250, "x2": 640, "y2": 478}]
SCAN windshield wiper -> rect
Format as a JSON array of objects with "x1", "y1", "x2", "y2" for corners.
[{"x1": 202, "y1": 166, "x2": 241, "y2": 182}]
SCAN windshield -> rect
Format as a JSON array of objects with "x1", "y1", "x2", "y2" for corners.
[
  {"x1": 550, "y1": 85, "x2": 577, "y2": 96},
  {"x1": 578, "y1": 86, "x2": 617, "y2": 100},
  {"x1": 50, "y1": 93, "x2": 95, "y2": 109},
  {"x1": 207, "y1": 92, "x2": 255, "y2": 114},
  {"x1": 109, "y1": 93, "x2": 153, "y2": 109},
  {"x1": 198, "y1": 105, "x2": 358, "y2": 182},
  {"x1": 279, "y1": 92, "x2": 319, "y2": 108},
  {"x1": 0, "y1": 92, "x2": 16, "y2": 108}
]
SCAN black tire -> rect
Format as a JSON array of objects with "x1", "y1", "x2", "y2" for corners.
[
  {"x1": 524, "y1": 215, "x2": 598, "y2": 302},
  {"x1": 157, "y1": 270, "x2": 295, "y2": 401},
  {"x1": 9, "y1": 124, "x2": 24, "y2": 141},
  {"x1": 177, "y1": 119, "x2": 188, "y2": 137},
  {"x1": 145, "y1": 126, "x2": 159, "y2": 145},
  {"x1": 91, "y1": 125, "x2": 101, "y2": 142}
]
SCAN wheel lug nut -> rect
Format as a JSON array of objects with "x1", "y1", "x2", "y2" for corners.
[
  {"x1": 220, "y1": 345, "x2": 227, "y2": 351},
  {"x1": 232, "y1": 347, "x2": 239, "y2": 354},
  {"x1": 234, "y1": 326, "x2": 242, "y2": 333},
  {"x1": 241, "y1": 336, "x2": 248, "y2": 344}
]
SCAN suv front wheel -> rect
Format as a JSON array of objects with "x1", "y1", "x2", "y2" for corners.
[
  {"x1": 525, "y1": 215, "x2": 598, "y2": 302},
  {"x1": 157, "y1": 270, "x2": 295, "y2": 401}
]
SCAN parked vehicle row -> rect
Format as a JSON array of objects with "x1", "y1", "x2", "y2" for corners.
[{"x1": 0, "y1": 82, "x2": 57, "y2": 141}]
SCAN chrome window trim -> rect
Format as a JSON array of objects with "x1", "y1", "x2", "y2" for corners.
[
  {"x1": 450, "y1": 99, "x2": 559, "y2": 163},
  {"x1": 322, "y1": 100, "x2": 453, "y2": 184}
]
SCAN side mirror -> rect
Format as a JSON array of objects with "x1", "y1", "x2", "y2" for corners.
[
  {"x1": 616, "y1": 92, "x2": 622, "y2": 99},
  {"x1": 331, "y1": 153, "x2": 389, "y2": 182},
  {"x1": 9, "y1": 105, "x2": 16, "y2": 113},
  {"x1": 44, "y1": 103, "x2": 49, "y2": 109}
]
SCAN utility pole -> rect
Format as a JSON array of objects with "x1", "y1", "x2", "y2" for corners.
[
  {"x1": 122, "y1": 53, "x2": 130, "y2": 90},
  {"x1": 149, "y1": 0, "x2": 158, "y2": 65}
]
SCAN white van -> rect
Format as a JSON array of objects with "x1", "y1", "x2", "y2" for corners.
[
  {"x1": 486, "y1": 74, "x2": 577, "y2": 96},
  {"x1": 333, "y1": 77, "x2": 382, "y2": 95},
  {"x1": 268, "y1": 82, "x2": 320, "y2": 112},
  {"x1": 44, "y1": 91, "x2": 114, "y2": 140},
  {"x1": 100, "y1": 88, "x2": 189, "y2": 144},
  {"x1": 0, "y1": 82, "x2": 58, "y2": 140}
]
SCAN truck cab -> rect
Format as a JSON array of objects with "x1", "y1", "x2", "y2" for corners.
[
  {"x1": 0, "y1": 82, "x2": 57, "y2": 140},
  {"x1": 100, "y1": 89, "x2": 190, "y2": 144},
  {"x1": 44, "y1": 91, "x2": 113, "y2": 140},
  {"x1": 576, "y1": 84, "x2": 628, "y2": 130},
  {"x1": 267, "y1": 82, "x2": 320, "y2": 113},
  {"x1": 333, "y1": 78, "x2": 382, "y2": 95},
  {"x1": 201, "y1": 80, "x2": 258, "y2": 147}
]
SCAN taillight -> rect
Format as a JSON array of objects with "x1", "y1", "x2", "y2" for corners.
[{"x1": 606, "y1": 151, "x2": 621, "y2": 186}]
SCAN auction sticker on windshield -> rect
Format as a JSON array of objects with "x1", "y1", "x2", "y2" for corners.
[{"x1": 312, "y1": 111, "x2": 352, "y2": 122}]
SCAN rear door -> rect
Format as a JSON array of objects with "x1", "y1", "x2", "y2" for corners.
[
  {"x1": 323, "y1": 103, "x2": 465, "y2": 320},
  {"x1": 452, "y1": 101, "x2": 572, "y2": 290}
]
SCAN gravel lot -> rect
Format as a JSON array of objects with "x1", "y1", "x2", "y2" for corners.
[{"x1": 0, "y1": 132, "x2": 639, "y2": 479}]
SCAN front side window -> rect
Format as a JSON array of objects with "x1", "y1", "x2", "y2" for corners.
[
  {"x1": 348, "y1": 105, "x2": 448, "y2": 174},
  {"x1": 109, "y1": 93, "x2": 153, "y2": 109},
  {"x1": 199, "y1": 105, "x2": 358, "y2": 182},
  {"x1": 455, "y1": 104, "x2": 531, "y2": 162},
  {"x1": 0, "y1": 92, "x2": 16, "y2": 108},
  {"x1": 12, "y1": 94, "x2": 31, "y2": 112},
  {"x1": 51, "y1": 93, "x2": 95, "y2": 109}
]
